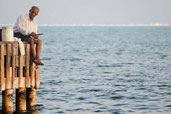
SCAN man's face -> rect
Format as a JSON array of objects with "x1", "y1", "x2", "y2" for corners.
[{"x1": 29, "y1": 8, "x2": 39, "y2": 20}]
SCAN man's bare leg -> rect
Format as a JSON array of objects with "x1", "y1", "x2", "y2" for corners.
[
  {"x1": 35, "y1": 39, "x2": 43, "y2": 64},
  {"x1": 28, "y1": 38, "x2": 36, "y2": 58},
  {"x1": 28, "y1": 38, "x2": 44, "y2": 65}
]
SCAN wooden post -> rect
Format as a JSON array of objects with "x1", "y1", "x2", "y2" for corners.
[
  {"x1": 0, "y1": 29, "x2": 2, "y2": 41},
  {"x1": 2, "y1": 89, "x2": 13, "y2": 112},
  {"x1": 27, "y1": 88, "x2": 37, "y2": 111},
  {"x1": 0, "y1": 42, "x2": 40, "y2": 112},
  {"x1": 16, "y1": 88, "x2": 27, "y2": 112},
  {"x1": 0, "y1": 43, "x2": 5, "y2": 91}
]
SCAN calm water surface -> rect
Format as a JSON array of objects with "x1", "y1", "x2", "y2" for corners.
[
  {"x1": 2, "y1": 26, "x2": 171, "y2": 114},
  {"x1": 38, "y1": 26, "x2": 171, "y2": 114}
]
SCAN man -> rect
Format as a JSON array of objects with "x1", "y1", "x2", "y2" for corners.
[{"x1": 14, "y1": 6, "x2": 44, "y2": 65}]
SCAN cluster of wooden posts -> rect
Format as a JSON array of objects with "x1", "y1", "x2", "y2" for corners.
[{"x1": 0, "y1": 41, "x2": 40, "y2": 113}]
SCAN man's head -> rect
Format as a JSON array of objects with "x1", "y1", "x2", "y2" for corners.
[{"x1": 29, "y1": 6, "x2": 39, "y2": 21}]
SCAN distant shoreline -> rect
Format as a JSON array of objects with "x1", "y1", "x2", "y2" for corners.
[{"x1": 0, "y1": 24, "x2": 170, "y2": 27}]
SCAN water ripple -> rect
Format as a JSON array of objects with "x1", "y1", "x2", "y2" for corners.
[{"x1": 36, "y1": 26, "x2": 171, "y2": 114}]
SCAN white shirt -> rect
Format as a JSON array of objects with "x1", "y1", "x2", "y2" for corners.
[{"x1": 14, "y1": 14, "x2": 38, "y2": 35}]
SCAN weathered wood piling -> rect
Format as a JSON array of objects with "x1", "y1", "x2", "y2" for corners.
[{"x1": 0, "y1": 41, "x2": 40, "y2": 113}]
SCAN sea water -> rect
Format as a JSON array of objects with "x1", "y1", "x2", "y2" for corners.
[
  {"x1": 38, "y1": 26, "x2": 171, "y2": 114},
  {"x1": 1, "y1": 26, "x2": 171, "y2": 114}
]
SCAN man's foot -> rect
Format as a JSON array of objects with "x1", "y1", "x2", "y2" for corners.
[
  {"x1": 36, "y1": 60, "x2": 44, "y2": 65},
  {"x1": 32, "y1": 58, "x2": 44, "y2": 66}
]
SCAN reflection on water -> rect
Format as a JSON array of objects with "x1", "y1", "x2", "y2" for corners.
[{"x1": 0, "y1": 105, "x2": 40, "y2": 114}]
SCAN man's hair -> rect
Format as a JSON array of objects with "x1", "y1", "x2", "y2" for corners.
[{"x1": 31, "y1": 6, "x2": 39, "y2": 11}]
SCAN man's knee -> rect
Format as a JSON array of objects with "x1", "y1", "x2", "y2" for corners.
[
  {"x1": 38, "y1": 39, "x2": 42, "y2": 44},
  {"x1": 28, "y1": 38, "x2": 34, "y2": 44}
]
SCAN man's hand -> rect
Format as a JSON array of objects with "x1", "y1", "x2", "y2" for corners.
[{"x1": 30, "y1": 32, "x2": 38, "y2": 39}]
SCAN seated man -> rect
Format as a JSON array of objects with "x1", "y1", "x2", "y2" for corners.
[{"x1": 14, "y1": 6, "x2": 44, "y2": 65}]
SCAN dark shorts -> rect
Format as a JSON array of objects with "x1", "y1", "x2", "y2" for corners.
[{"x1": 14, "y1": 32, "x2": 32, "y2": 42}]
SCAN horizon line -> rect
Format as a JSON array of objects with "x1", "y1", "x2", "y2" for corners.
[{"x1": 0, "y1": 23, "x2": 170, "y2": 27}]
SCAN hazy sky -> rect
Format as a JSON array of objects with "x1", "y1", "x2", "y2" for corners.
[{"x1": 0, "y1": 0, "x2": 170, "y2": 25}]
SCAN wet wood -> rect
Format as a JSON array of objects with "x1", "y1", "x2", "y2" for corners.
[
  {"x1": 2, "y1": 89, "x2": 13, "y2": 112},
  {"x1": 27, "y1": 88, "x2": 37, "y2": 111},
  {"x1": 16, "y1": 88, "x2": 27, "y2": 112}
]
